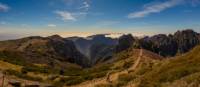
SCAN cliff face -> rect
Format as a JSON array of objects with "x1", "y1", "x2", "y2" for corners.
[
  {"x1": 173, "y1": 29, "x2": 200, "y2": 53},
  {"x1": 139, "y1": 29, "x2": 200, "y2": 57}
]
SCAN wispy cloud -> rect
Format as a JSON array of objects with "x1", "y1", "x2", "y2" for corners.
[
  {"x1": 0, "y1": 3, "x2": 10, "y2": 12},
  {"x1": 55, "y1": 10, "x2": 89, "y2": 22},
  {"x1": 79, "y1": 1, "x2": 90, "y2": 11},
  {"x1": 55, "y1": 11, "x2": 76, "y2": 21},
  {"x1": 128, "y1": 0, "x2": 184, "y2": 19},
  {"x1": 53, "y1": 0, "x2": 91, "y2": 22},
  {"x1": 47, "y1": 24, "x2": 57, "y2": 27}
]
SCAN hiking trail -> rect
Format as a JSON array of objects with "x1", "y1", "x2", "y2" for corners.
[{"x1": 70, "y1": 49, "x2": 143, "y2": 87}]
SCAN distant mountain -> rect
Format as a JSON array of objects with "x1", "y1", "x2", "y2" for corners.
[
  {"x1": 174, "y1": 29, "x2": 200, "y2": 53},
  {"x1": 139, "y1": 29, "x2": 200, "y2": 57},
  {"x1": 115, "y1": 34, "x2": 136, "y2": 52},
  {"x1": 0, "y1": 35, "x2": 89, "y2": 67},
  {"x1": 68, "y1": 29, "x2": 200, "y2": 65}
]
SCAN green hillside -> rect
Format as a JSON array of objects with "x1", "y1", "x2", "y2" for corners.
[
  {"x1": 96, "y1": 45, "x2": 200, "y2": 87},
  {"x1": 138, "y1": 45, "x2": 200, "y2": 87}
]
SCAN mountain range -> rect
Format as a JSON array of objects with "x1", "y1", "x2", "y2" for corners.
[{"x1": 0, "y1": 29, "x2": 200, "y2": 87}]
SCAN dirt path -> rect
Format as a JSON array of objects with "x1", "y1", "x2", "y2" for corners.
[
  {"x1": 0, "y1": 72, "x2": 3, "y2": 87},
  {"x1": 128, "y1": 49, "x2": 143, "y2": 71},
  {"x1": 70, "y1": 49, "x2": 143, "y2": 87}
]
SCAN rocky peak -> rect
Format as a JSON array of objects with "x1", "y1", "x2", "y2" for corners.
[{"x1": 115, "y1": 34, "x2": 135, "y2": 52}]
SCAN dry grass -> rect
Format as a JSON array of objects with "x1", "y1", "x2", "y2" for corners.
[
  {"x1": 0, "y1": 60, "x2": 22, "y2": 71},
  {"x1": 26, "y1": 72, "x2": 48, "y2": 80}
]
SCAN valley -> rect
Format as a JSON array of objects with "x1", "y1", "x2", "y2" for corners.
[{"x1": 0, "y1": 29, "x2": 199, "y2": 87}]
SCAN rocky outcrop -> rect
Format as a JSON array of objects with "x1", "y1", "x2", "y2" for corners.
[
  {"x1": 139, "y1": 29, "x2": 200, "y2": 57},
  {"x1": 173, "y1": 29, "x2": 200, "y2": 54},
  {"x1": 140, "y1": 34, "x2": 178, "y2": 56},
  {"x1": 115, "y1": 34, "x2": 135, "y2": 52}
]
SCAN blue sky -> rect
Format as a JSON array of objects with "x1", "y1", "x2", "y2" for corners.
[{"x1": 0, "y1": 0, "x2": 200, "y2": 39}]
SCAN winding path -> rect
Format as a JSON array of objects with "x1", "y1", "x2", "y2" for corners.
[
  {"x1": 70, "y1": 49, "x2": 143, "y2": 87},
  {"x1": 0, "y1": 72, "x2": 3, "y2": 87},
  {"x1": 128, "y1": 49, "x2": 143, "y2": 72}
]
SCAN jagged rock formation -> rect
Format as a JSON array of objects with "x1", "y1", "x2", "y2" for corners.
[
  {"x1": 140, "y1": 34, "x2": 178, "y2": 56},
  {"x1": 68, "y1": 29, "x2": 200, "y2": 65},
  {"x1": 174, "y1": 29, "x2": 200, "y2": 54},
  {"x1": 139, "y1": 29, "x2": 200, "y2": 57}
]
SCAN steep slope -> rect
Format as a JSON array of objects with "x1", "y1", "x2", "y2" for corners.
[
  {"x1": 87, "y1": 45, "x2": 200, "y2": 87},
  {"x1": 89, "y1": 43, "x2": 115, "y2": 65},
  {"x1": 68, "y1": 34, "x2": 118, "y2": 65},
  {"x1": 0, "y1": 35, "x2": 89, "y2": 67},
  {"x1": 0, "y1": 35, "x2": 89, "y2": 87},
  {"x1": 137, "y1": 45, "x2": 200, "y2": 87},
  {"x1": 139, "y1": 46, "x2": 200, "y2": 87}
]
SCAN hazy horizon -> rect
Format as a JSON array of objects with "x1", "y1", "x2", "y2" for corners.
[{"x1": 0, "y1": 29, "x2": 199, "y2": 41}]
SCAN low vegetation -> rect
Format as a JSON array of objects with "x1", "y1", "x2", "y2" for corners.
[
  {"x1": 138, "y1": 45, "x2": 200, "y2": 87},
  {"x1": 0, "y1": 50, "x2": 27, "y2": 66},
  {"x1": 5, "y1": 69, "x2": 43, "y2": 81}
]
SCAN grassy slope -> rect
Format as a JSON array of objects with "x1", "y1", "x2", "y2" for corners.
[
  {"x1": 98, "y1": 46, "x2": 200, "y2": 87},
  {"x1": 100, "y1": 49, "x2": 163, "y2": 87},
  {"x1": 138, "y1": 45, "x2": 200, "y2": 87},
  {"x1": 2, "y1": 41, "x2": 200, "y2": 87},
  {"x1": 71, "y1": 49, "x2": 163, "y2": 87}
]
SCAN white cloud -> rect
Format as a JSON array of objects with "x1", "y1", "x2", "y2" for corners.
[
  {"x1": 128, "y1": 0, "x2": 184, "y2": 19},
  {"x1": 47, "y1": 24, "x2": 57, "y2": 27},
  {"x1": 0, "y1": 3, "x2": 9, "y2": 12},
  {"x1": 55, "y1": 11, "x2": 88, "y2": 22},
  {"x1": 79, "y1": 1, "x2": 90, "y2": 11},
  {"x1": 54, "y1": 0, "x2": 91, "y2": 21},
  {"x1": 55, "y1": 11, "x2": 76, "y2": 21}
]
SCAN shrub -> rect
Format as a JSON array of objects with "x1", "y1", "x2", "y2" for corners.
[
  {"x1": 22, "y1": 65, "x2": 50, "y2": 74},
  {"x1": 57, "y1": 76, "x2": 84, "y2": 86},
  {"x1": 0, "y1": 51, "x2": 27, "y2": 66},
  {"x1": 5, "y1": 69, "x2": 43, "y2": 81}
]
